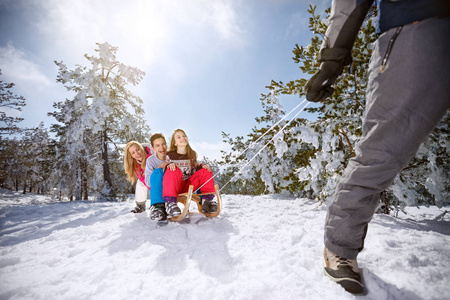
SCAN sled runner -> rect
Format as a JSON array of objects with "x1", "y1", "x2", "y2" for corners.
[{"x1": 169, "y1": 185, "x2": 223, "y2": 222}]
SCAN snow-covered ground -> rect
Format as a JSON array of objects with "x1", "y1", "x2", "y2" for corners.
[{"x1": 0, "y1": 188, "x2": 449, "y2": 300}]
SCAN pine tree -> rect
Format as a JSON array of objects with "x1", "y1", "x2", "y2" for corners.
[
  {"x1": 0, "y1": 70, "x2": 27, "y2": 188},
  {"x1": 48, "y1": 97, "x2": 92, "y2": 200},
  {"x1": 20, "y1": 123, "x2": 52, "y2": 194},
  {"x1": 0, "y1": 137, "x2": 21, "y2": 190},
  {"x1": 0, "y1": 123, "x2": 52, "y2": 193},
  {"x1": 52, "y1": 42, "x2": 150, "y2": 200},
  {"x1": 0, "y1": 70, "x2": 26, "y2": 136}
]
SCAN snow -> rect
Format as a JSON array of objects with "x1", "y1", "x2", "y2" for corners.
[{"x1": 1, "y1": 188, "x2": 449, "y2": 300}]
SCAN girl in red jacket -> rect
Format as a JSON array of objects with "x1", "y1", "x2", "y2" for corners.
[{"x1": 163, "y1": 129, "x2": 217, "y2": 217}]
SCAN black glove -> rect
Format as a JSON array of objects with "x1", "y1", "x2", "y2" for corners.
[{"x1": 305, "y1": 48, "x2": 352, "y2": 102}]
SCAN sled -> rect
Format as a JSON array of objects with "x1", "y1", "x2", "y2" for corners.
[{"x1": 169, "y1": 185, "x2": 223, "y2": 222}]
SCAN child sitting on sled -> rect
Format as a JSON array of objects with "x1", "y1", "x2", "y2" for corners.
[
  {"x1": 123, "y1": 141, "x2": 152, "y2": 213},
  {"x1": 163, "y1": 129, "x2": 217, "y2": 218},
  {"x1": 144, "y1": 133, "x2": 171, "y2": 222}
]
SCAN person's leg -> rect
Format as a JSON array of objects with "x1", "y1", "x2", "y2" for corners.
[
  {"x1": 162, "y1": 168, "x2": 183, "y2": 217},
  {"x1": 187, "y1": 169, "x2": 215, "y2": 194},
  {"x1": 188, "y1": 169, "x2": 217, "y2": 212},
  {"x1": 150, "y1": 169, "x2": 165, "y2": 206},
  {"x1": 325, "y1": 17, "x2": 450, "y2": 259},
  {"x1": 131, "y1": 179, "x2": 148, "y2": 213},
  {"x1": 148, "y1": 169, "x2": 167, "y2": 221},
  {"x1": 163, "y1": 168, "x2": 184, "y2": 199}
]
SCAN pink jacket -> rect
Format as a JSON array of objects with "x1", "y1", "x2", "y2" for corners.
[{"x1": 134, "y1": 144, "x2": 152, "y2": 189}]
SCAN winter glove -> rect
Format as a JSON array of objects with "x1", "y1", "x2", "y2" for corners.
[{"x1": 305, "y1": 48, "x2": 352, "y2": 102}]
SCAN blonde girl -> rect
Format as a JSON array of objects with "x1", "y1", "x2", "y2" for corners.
[{"x1": 124, "y1": 141, "x2": 151, "y2": 213}]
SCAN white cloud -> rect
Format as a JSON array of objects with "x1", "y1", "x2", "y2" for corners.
[
  {"x1": 207, "y1": 0, "x2": 246, "y2": 43},
  {"x1": 0, "y1": 42, "x2": 53, "y2": 89},
  {"x1": 26, "y1": 0, "x2": 247, "y2": 101},
  {"x1": 32, "y1": 0, "x2": 246, "y2": 67},
  {"x1": 0, "y1": 41, "x2": 69, "y2": 129}
]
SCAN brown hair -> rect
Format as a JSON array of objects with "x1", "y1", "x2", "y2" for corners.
[
  {"x1": 123, "y1": 141, "x2": 147, "y2": 184},
  {"x1": 150, "y1": 133, "x2": 166, "y2": 147},
  {"x1": 169, "y1": 129, "x2": 198, "y2": 167}
]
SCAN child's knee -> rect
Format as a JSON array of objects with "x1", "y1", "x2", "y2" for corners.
[
  {"x1": 151, "y1": 168, "x2": 164, "y2": 179},
  {"x1": 150, "y1": 169, "x2": 164, "y2": 185},
  {"x1": 164, "y1": 167, "x2": 182, "y2": 178}
]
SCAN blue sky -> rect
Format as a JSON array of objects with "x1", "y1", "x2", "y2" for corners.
[{"x1": 0, "y1": 0, "x2": 330, "y2": 160}]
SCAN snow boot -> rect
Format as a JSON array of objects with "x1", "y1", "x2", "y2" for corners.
[
  {"x1": 150, "y1": 203, "x2": 167, "y2": 222},
  {"x1": 323, "y1": 248, "x2": 364, "y2": 294},
  {"x1": 201, "y1": 194, "x2": 217, "y2": 213},
  {"x1": 164, "y1": 197, "x2": 181, "y2": 218},
  {"x1": 131, "y1": 202, "x2": 146, "y2": 213}
]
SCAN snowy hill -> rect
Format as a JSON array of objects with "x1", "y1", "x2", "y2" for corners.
[{"x1": 0, "y1": 188, "x2": 449, "y2": 300}]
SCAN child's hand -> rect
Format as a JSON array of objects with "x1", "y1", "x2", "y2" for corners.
[
  {"x1": 202, "y1": 164, "x2": 212, "y2": 172},
  {"x1": 168, "y1": 162, "x2": 177, "y2": 171}
]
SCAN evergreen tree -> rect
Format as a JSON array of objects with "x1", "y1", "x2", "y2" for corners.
[
  {"x1": 48, "y1": 98, "x2": 92, "y2": 200},
  {"x1": 0, "y1": 70, "x2": 27, "y2": 188},
  {"x1": 0, "y1": 137, "x2": 21, "y2": 190},
  {"x1": 0, "y1": 70, "x2": 26, "y2": 136},
  {"x1": 19, "y1": 123, "x2": 52, "y2": 194},
  {"x1": 0, "y1": 123, "x2": 52, "y2": 193},
  {"x1": 52, "y1": 42, "x2": 150, "y2": 200}
]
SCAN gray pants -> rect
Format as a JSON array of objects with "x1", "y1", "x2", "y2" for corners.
[{"x1": 324, "y1": 17, "x2": 450, "y2": 259}]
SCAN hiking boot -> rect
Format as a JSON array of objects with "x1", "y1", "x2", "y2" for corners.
[
  {"x1": 150, "y1": 203, "x2": 167, "y2": 222},
  {"x1": 201, "y1": 195, "x2": 218, "y2": 213},
  {"x1": 323, "y1": 247, "x2": 364, "y2": 294},
  {"x1": 131, "y1": 202, "x2": 146, "y2": 213},
  {"x1": 165, "y1": 201, "x2": 181, "y2": 218}
]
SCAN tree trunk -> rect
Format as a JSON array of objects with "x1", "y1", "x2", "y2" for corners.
[
  {"x1": 75, "y1": 163, "x2": 82, "y2": 200},
  {"x1": 101, "y1": 129, "x2": 115, "y2": 200},
  {"x1": 82, "y1": 159, "x2": 88, "y2": 200}
]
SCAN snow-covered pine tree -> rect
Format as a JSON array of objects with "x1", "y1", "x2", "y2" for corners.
[
  {"x1": 0, "y1": 123, "x2": 52, "y2": 194},
  {"x1": 391, "y1": 112, "x2": 450, "y2": 208},
  {"x1": 52, "y1": 42, "x2": 150, "y2": 200},
  {"x1": 0, "y1": 70, "x2": 28, "y2": 190},
  {"x1": 220, "y1": 87, "x2": 301, "y2": 195},
  {"x1": 0, "y1": 137, "x2": 21, "y2": 190},
  {"x1": 48, "y1": 98, "x2": 90, "y2": 200},
  {"x1": 20, "y1": 123, "x2": 52, "y2": 194},
  {"x1": 0, "y1": 70, "x2": 26, "y2": 136}
]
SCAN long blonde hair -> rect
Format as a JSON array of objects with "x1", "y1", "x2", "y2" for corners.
[
  {"x1": 169, "y1": 129, "x2": 198, "y2": 167},
  {"x1": 123, "y1": 141, "x2": 147, "y2": 184}
]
